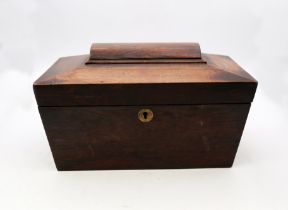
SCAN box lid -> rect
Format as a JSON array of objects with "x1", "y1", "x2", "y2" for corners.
[{"x1": 34, "y1": 43, "x2": 257, "y2": 106}]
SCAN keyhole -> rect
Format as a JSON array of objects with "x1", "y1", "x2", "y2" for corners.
[
  {"x1": 138, "y1": 109, "x2": 153, "y2": 122},
  {"x1": 143, "y1": 112, "x2": 148, "y2": 119}
]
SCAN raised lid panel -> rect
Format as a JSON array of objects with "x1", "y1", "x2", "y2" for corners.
[{"x1": 89, "y1": 43, "x2": 202, "y2": 60}]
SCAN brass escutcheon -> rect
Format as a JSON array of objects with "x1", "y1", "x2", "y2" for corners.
[{"x1": 138, "y1": 109, "x2": 153, "y2": 122}]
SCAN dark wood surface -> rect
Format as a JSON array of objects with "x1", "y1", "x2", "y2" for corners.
[
  {"x1": 34, "y1": 82, "x2": 256, "y2": 107},
  {"x1": 34, "y1": 54, "x2": 257, "y2": 106},
  {"x1": 39, "y1": 104, "x2": 250, "y2": 170},
  {"x1": 89, "y1": 43, "x2": 202, "y2": 60},
  {"x1": 34, "y1": 43, "x2": 257, "y2": 170},
  {"x1": 34, "y1": 54, "x2": 256, "y2": 85},
  {"x1": 86, "y1": 58, "x2": 206, "y2": 64}
]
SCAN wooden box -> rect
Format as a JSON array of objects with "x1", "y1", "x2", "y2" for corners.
[{"x1": 33, "y1": 43, "x2": 257, "y2": 170}]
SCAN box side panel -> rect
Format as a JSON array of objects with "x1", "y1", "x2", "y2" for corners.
[{"x1": 39, "y1": 104, "x2": 251, "y2": 170}]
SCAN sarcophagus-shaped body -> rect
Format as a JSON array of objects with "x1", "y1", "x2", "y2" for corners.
[{"x1": 34, "y1": 43, "x2": 257, "y2": 170}]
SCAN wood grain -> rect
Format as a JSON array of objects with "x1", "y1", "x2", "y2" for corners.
[
  {"x1": 86, "y1": 58, "x2": 206, "y2": 64},
  {"x1": 34, "y1": 54, "x2": 256, "y2": 85},
  {"x1": 34, "y1": 82, "x2": 256, "y2": 106},
  {"x1": 34, "y1": 43, "x2": 258, "y2": 170},
  {"x1": 33, "y1": 54, "x2": 257, "y2": 106},
  {"x1": 89, "y1": 43, "x2": 202, "y2": 60},
  {"x1": 39, "y1": 104, "x2": 250, "y2": 170}
]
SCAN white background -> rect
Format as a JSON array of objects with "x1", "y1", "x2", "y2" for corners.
[{"x1": 0, "y1": 0, "x2": 288, "y2": 209}]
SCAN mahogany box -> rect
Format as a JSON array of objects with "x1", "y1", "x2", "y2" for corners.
[{"x1": 33, "y1": 43, "x2": 257, "y2": 170}]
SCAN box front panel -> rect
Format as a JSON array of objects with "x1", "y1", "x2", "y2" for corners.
[{"x1": 39, "y1": 104, "x2": 250, "y2": 170}]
